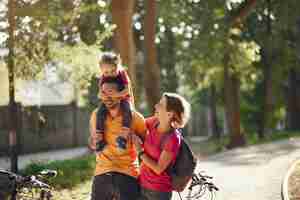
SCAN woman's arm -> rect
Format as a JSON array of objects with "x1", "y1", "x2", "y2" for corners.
[
  {"x1": 132, "y1": 134, "x2": 173, "y2": 175},
  {"x1": 140, "y1": 150, "x2": 173, "y2": 175}
]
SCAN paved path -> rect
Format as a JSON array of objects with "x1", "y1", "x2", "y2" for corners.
[
  {"x1": 174, "y1": 137, "x2": 300, "y2": 200},
  {"x1": 0, "y1": 147, "x2": 89, "y2": 170}
]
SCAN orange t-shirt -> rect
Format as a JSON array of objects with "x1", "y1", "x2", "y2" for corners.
[{"x1": 89, "y1": 109, "x2": 146, "y2": 177}]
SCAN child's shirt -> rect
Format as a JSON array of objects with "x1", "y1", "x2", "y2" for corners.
[{"x1": 99, "y1": 69, "x2": 134, "y2": 104}]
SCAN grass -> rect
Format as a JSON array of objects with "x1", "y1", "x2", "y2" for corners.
[
  {"x1": 21, "y1": 154, "x2": 96, "y2": 189},
  {"x1": 289, "y1": 161, "x2": 300, "y2": 200}
]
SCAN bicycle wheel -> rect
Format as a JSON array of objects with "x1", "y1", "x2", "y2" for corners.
[{"x1": 187, "y1": 184, "x2": 217, "y2": 200}]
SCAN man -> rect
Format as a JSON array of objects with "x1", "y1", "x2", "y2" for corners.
[{"x1": 89, "y1": 77, "x2": 146, "y2": 200}]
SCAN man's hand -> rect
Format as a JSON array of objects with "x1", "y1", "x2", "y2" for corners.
[{"x1": 88, "y1": 129, "x2": 104, "y2": 150}]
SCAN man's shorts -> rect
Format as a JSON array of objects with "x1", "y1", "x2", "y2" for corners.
[{"x1": 91, "y1": 172, "x2": 140, "y2": 200}]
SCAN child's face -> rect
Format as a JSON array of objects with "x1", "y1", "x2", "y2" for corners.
[{"x1": 100, "y1": 63, "x2": 118, "y2": 77}]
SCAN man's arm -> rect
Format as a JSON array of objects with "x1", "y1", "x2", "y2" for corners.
[
  {"x1": 132, "y1": 112, "x2": 147, "y2": 139},
  {"x1": 88, "y1": 110, "x2": 102, "y2": 150}
]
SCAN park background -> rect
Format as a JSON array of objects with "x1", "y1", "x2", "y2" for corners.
[
  {"x1": 0, "y1": 1, "x2": 300, "y2": 199},
  {"x1": 1, "y1": 0, "x2": 300, "y2": 154}
]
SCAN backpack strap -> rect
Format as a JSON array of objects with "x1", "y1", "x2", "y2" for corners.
[
  {"x1": 159, "y1": 129, "x2": 181, "y2": 150},
  {"x1": 159, "y1": 129, "x2": 181, "y2": 175}
]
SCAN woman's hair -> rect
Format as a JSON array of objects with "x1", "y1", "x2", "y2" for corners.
[
  {"x1": 163, "y1": 92, "x2": 191, "y2": 128},
  {"x1": 99, "y1": 51, "x2": 121, "y2": 67}
]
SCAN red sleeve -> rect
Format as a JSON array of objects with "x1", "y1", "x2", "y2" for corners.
[
  {"x1": 119, "y1": 70, "x2": 129, "y2": 85},
  {"x1": 145, "y1": 116, "x2": 158, "y2": 130},
  {"x1": 163, "y1": 133, "x2": 181, "y2": 160}
]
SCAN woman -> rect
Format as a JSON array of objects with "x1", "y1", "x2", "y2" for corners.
[{"x1": 132, "y1": 92, "x2": 191, "y2": 200}]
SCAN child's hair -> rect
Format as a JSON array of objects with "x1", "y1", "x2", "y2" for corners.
[
  {"x1": 99, "y1": 51, "x2": 121, "y2": 68},
  {"x1": 163, "y1": 92, "x2": 191, "y2": 128}
]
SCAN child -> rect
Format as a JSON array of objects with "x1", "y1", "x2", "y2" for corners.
[{"x1": 96, "y1": 52, "x2": 134, "y2": 152}]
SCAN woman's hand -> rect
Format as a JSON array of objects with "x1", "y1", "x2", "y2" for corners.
[
  {"x1": 120, "y1": 127, "x2": 131, "y2": 140},
  {"x1": 131, "y1": 134, "x2": 143, "y2": 153}
]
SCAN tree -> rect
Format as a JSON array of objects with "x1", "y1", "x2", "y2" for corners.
[
  {"x1": 286, "y1": 68, "x2": 300, "y2": 130},
  {"x1": 111, "y1": 0, "x2": 138, "y2": 104},
  {"x1": 208, "y1": 84, "x2": 221, "y2": 139},
  {"x1": 7, "y1": 0, "x2": 18, "y2": 172},
  {"x1": 1, "y1": 0, "x2": 112, "y2": 171},
  {"x1": 143, "y1": 0, "x2": 161, "y2": 111},
  {"x1": 241, "y1": 0, "x2": 300, "y2": 135},
  {"x1": 2, "y1": 0, "x2": 50, "y2": 172},
  {"x1": 257, "y1": 0, "x2": 274, "y2": 138},
  {"x1": 222, "y1": 0, "x2": 257, "y2": 148}
]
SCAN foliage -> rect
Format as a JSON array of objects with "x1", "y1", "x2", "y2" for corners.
[
  {"x1": 0, "y1": 0, "x2": 113, "y2": 99},
  {"x1": 0, "y1": 0, "x2": 49, "y2": 79},
  {"x1": 47, "y1": 0, "x2": 114, "y2": 106},
  {"x1": 21, "y1": 154, "x2": 96, "y2": 189},
  {"x1": 154, "y1": 0, "x2": 300, "y2": 137}
]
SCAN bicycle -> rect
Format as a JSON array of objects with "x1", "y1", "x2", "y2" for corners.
[
  {"x1": 0, "y1": 169, "x2": 57, "y2": 200},
  {"x1": 182, "y1": 172, "x2": 219, "y2": 200}
]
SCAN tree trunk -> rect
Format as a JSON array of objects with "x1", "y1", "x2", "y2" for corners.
[
  {"x1": 8, "y1": 0, "x2": 18, "y2": 173},
  {"x1": 208, "y1": 84, "x2": 220, "y2": 139},
  {"x1": 222, "y1": 0, "x2": 257, "y2": 148},
  {"x1": 286, "y1": 68, "x2": 300, "y2": 130},
  {"x1": 224, "y1": 57, "x2": 245, "y2": 149},
  {"x1": 143, "y1": 0, "x2": 161, "y2": 112},
  {"x1": 258, "y1": 50, "x2": 273, "y2": 137},
  {"x1": 72, "y1": 101, "x2": 78, "y2": 147},
  {"x1": 111, "y1": 0, "x2": 138, "y2": 103},
  {"x1": 258, "y1": 0, "x2": 273, "y2": 138}
]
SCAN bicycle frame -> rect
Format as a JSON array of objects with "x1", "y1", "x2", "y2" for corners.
[
  {"x1": 0, "y1": 169, "x2": 56, "y2": 200},
  {"x1": 184, "y1": 172, "x2": 219, "y2": 200}
]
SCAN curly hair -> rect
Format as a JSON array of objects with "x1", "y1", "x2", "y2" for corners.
[{"x1": 163, "y1": 92, "x2": 191, "y2": 128}]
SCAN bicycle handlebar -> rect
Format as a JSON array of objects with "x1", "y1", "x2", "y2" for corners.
[
  {"x1": 19, "y1": 175, "x2": 51, "y2": 189},
  {"x1": 0, "y1": 169, "x2": 57, "y2": 189},
  {"x1": 38, "y1": 170, "x2": 57, "y2": 179}
]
